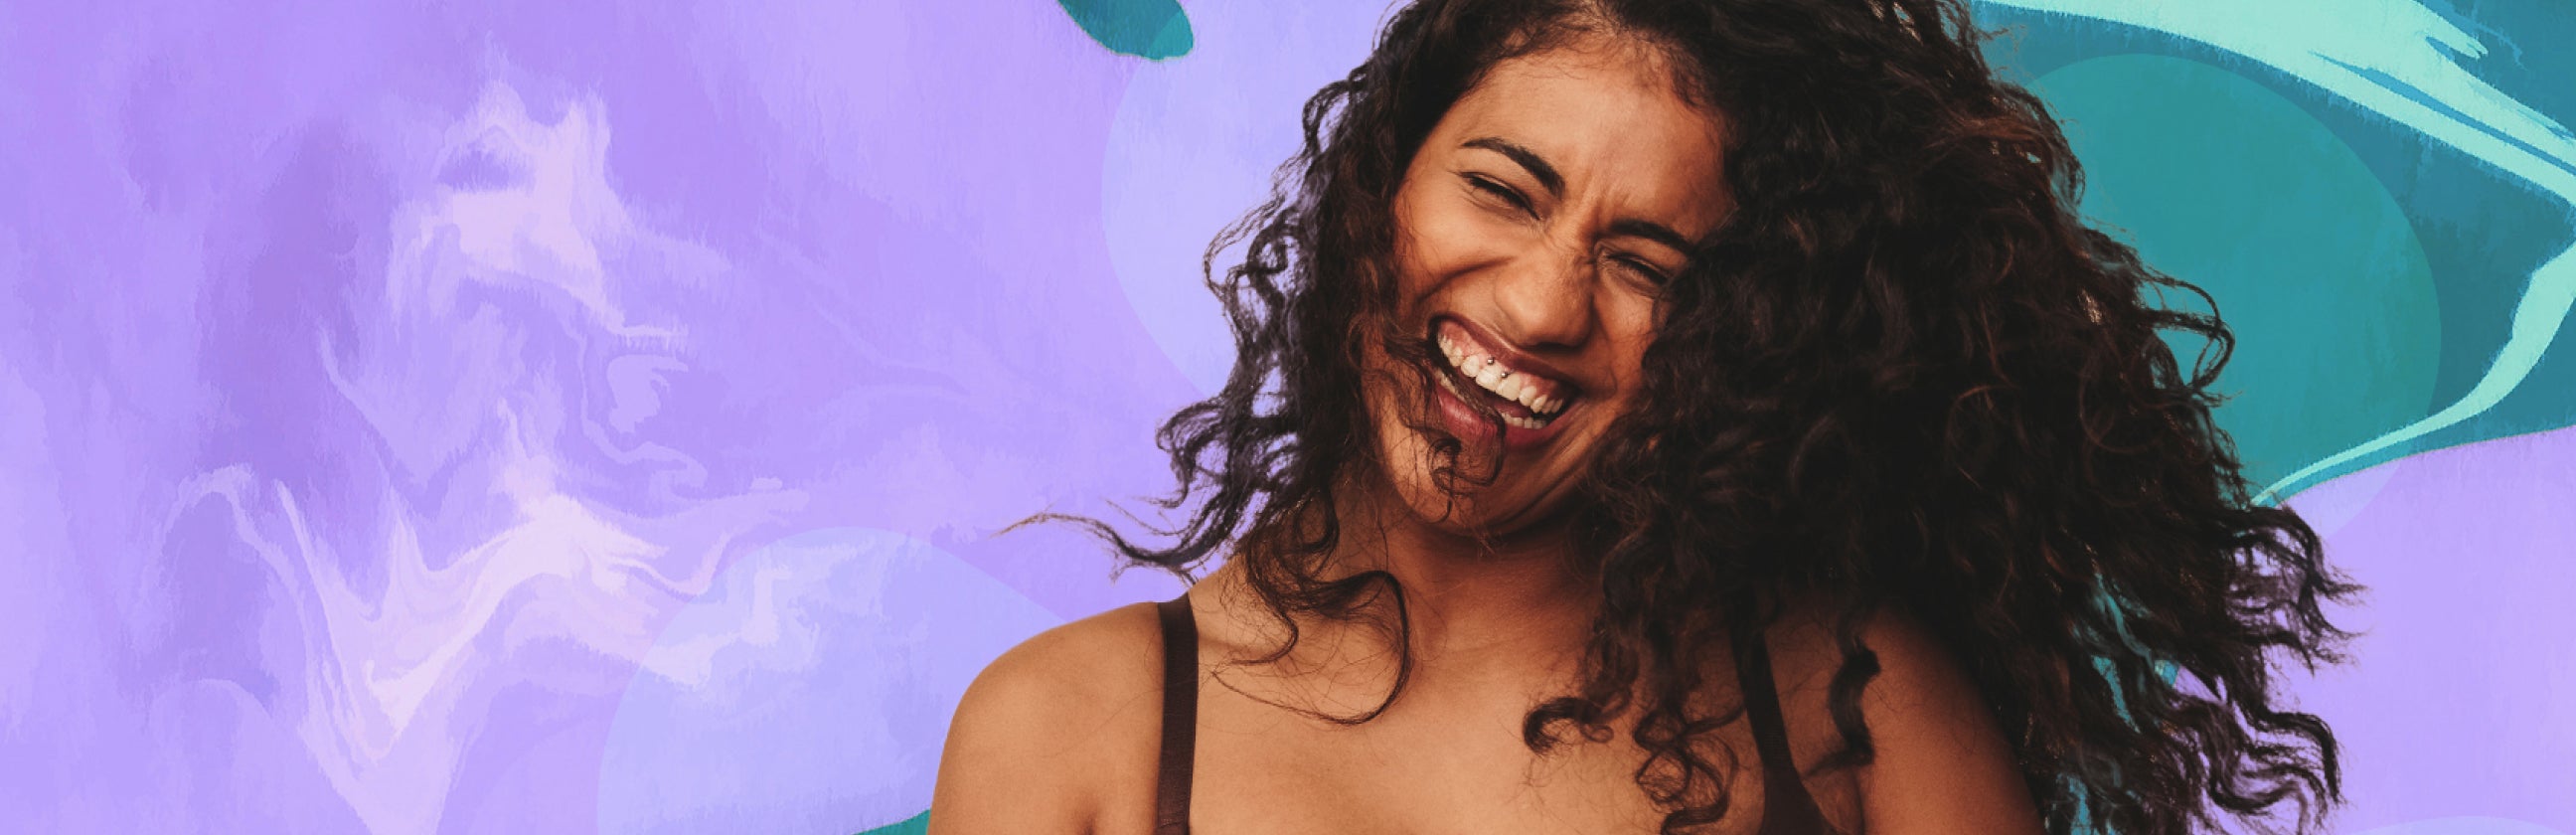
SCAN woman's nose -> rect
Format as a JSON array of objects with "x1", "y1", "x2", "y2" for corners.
[{"x1": 1487, "y1": 247, "x2": 1597, "y2": 350}]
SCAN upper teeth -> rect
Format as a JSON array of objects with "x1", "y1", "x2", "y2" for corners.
[{"x1": 1436, "y1": 333, "x2": 1566, "y2": 418}]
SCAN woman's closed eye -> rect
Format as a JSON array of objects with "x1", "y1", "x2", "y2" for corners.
[
  {"x1": 1609, "y1": 253, "x2": 1673, "y2": 287},
  {"x1": 1463, "y1": 173, "x2": 1535, "y2": 217}
]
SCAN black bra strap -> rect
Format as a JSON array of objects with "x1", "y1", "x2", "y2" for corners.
[
  {"x1": 1153, "y1": 594, "x2": 1200, "y2": 835},
  {"x1": 1735, "y1": 626, "x2": 1801, "y2": 774},
  {"x1": 1735, "y1": 625, "x2": 1836, "y2": 833}
]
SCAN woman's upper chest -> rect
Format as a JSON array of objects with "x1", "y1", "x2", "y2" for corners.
[{"x1": 1172, "y1": 681, "x2": 1808, "y2": 835}]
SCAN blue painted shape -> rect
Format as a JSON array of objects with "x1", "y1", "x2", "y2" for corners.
[
  {"x1": 2032, "y1": 55, "x2": 2443, "y2": 492},
  {"x1": 856, "y1": 809, "x2": 930, "y2": 835},
  {"x1": 1059, "y1": 0, "x2": 1195, "y2": 60},
  {"x1": 1977, "y1": 0, "x2": 2576, "y2": 503}
]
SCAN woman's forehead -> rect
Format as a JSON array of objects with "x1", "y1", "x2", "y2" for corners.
[{"x1": 1437, "y1": 45, "x2": 1732, "y2": 234}]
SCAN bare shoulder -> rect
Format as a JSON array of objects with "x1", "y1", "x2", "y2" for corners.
[
  {"x1": 928, "y1": 600, "x2": 1173, "y2": 835},
  {"x1": 1764, "y1": 593, "x2": 1980, "y2": 726},
  {"x1": 1763, "y1": 592, "x2": 2044, "y2": 835}
]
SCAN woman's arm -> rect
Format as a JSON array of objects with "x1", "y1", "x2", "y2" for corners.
[
  {"x1": 926, "y1": 649, "x2": 1096, "y2": 834},
  {"x1": 926, "y1": 604, "x2": 1166, "y2": 835}
]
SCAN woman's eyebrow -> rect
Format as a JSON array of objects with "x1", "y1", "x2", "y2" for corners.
[
  {"x1": 1606, "y1": 218, "x2": 1693, "y2": 252},
  {"x1": 1465, "y1": 136, "x2": 1694, "y2": 251},
  {"x1": 1463, "y1": 136, "x2": 1563, "y2": 198}
]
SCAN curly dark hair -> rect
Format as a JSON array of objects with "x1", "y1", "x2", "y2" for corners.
[{"x1": 1053, "y1": 1, "x2": 2362, "y2": 832}]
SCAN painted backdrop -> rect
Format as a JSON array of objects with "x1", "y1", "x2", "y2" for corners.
[{"x1": 1, "y1": 0, "x2": 2569, "y2": 833}]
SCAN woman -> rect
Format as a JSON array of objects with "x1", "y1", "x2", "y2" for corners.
[{"x1": 933, "y1": 0, "x2": 2356, "y2": 833}]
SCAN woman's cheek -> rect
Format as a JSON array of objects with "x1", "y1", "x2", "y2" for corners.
[{"x1": 1402, "y1": 202, "x2": 1516, "y2": 281}]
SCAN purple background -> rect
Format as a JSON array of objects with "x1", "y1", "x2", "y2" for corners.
[{"x1": 1, "y1": 1, "x2": 2567, "y2": 833}]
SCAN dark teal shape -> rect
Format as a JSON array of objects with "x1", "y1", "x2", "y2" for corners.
[
  {"x1": 855, "y1": 809, "x2": 929, "y2": 835},
  {"x1": 2031, "y1": 55, "x2": 2443, "y2": 493},
  {"x1": 1974, "y1": 3, "x2": 2576, "y2": 472},
  {"x1": 1058, "y1": 0, "x2": 1194, "y2": 60}
]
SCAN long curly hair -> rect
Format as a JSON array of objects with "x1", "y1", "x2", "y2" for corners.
[{"x1": 1059, "y1": 1, "x2": 2361, "y2": 832}]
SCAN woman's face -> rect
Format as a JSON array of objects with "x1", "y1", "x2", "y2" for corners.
[{"x1": 1365, "y1": 37, "x2": 1731, "y2": 542}]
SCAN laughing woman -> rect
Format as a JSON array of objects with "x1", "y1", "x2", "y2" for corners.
[{"x1": 931, "y1": 1, "x2": 2356, "y2": 833}]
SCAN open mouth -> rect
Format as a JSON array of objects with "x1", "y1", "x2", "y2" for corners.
[{"x1": 1430, "y1": 319, "x2": 1579, "y2": 431}]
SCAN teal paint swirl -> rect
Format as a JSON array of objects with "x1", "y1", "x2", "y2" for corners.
[
  {"x1": 856, "y1": 809, "x2": 929, "y2": 835},
  {"x1": 2032, "y1": 55, "x2": 2442, "y2": 491},
  {"x1": 1977, "y1": 0, "x2": 2576, "y2": 502},
  {"x1": 1058, "y1": 0, "x2": 1194, "y2": 60}
]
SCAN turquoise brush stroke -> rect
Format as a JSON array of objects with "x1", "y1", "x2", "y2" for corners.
[
  {"x1": 856, "y1": 809, "x2": 930, "y2": 835},
  {"x1": 2031, "y1": 54, "x2": 2443, "y2": 492},
  {"x1": 1978, "y1": 0, "x2": 2576, "y2": 503},
  {"x1": 1059, "y1": 0, "x2": 1195, "y2": 60}
]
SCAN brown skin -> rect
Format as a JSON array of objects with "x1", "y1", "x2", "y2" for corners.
[{"x1": 930, "y1": 38, "x2": 2042, "y2": 835}]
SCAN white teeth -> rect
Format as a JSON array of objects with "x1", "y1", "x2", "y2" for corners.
[
  {"x1": 1437, "y1": 368, "x2": 1541, "y2": 430},
  {"x1": 1434, "y1": 329, "x2": 1573, "y2": 421},
  {"x1": 1526, "y1": 388, "x2": 1564, "y2": 417}
]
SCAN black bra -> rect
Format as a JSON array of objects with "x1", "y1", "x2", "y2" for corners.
[{"x1": 1151, "y1": 593, "x2": 1841, "y2": 834}]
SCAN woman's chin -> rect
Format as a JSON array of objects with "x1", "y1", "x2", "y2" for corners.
[
  {"x1": 1363, "y1": 398, "x2": 1590, "y2": 543},
  {"x1": 1382, "y1": 473, "x2": 1577, "y2": 544}
]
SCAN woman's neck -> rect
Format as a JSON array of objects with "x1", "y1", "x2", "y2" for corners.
[{"x1": 1321, "y1": 474, "x2": 1601, "y2": 671}]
